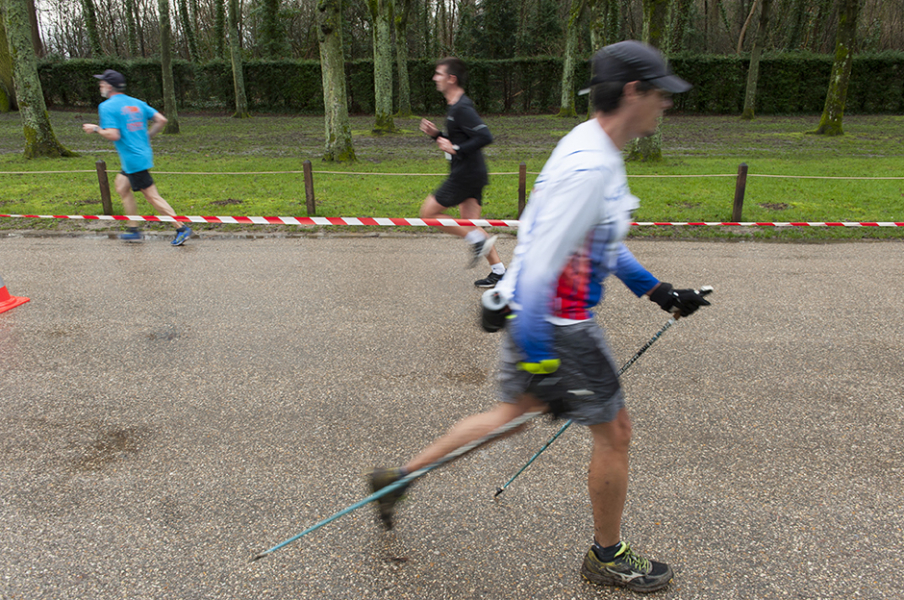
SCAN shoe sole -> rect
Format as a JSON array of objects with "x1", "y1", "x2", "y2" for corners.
[
  {"x1": 580, "y1": 562, "x2": 673, "y2": 593},
  {"x1": 468, "y1": 235, "x2": 498, "y2": 269},
  {"x1": 474, "y1": 280, "x2": 500, "y2": 288}
]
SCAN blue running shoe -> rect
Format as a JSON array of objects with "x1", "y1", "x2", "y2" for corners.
[
  {"x1": 171, "y1": 226, "x2": 192, "y2": 246},
  {"x1": 119, "y1": 228, "x2": 143, "y2": 241}
]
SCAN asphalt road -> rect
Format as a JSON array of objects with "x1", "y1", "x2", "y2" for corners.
[{"x1": 1, "y1": 233, "x2": 902, "y2": 600}]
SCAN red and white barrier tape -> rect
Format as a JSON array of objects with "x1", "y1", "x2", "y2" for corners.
[{"x1": 1, "y1": 214, "x2": 904, "y2": 227}]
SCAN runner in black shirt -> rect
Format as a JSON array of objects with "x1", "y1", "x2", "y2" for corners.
[{"x1": 419, "y1": 57, "x2": 506, "y2": 288}]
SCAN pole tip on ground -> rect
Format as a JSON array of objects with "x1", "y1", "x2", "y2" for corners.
[
  {"x1": 251, "y1": 553, "x2": 266, "y2": 562},
  {"x1": 494, "y1": 487, "x2": 504, "y2": 498}
]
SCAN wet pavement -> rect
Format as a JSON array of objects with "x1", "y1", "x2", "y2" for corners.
[{"x1": 1, "y1": 233, "x2": 902, "y2": 600}]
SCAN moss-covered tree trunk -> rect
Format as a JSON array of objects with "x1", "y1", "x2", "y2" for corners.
[
  {"x1": 557, "y1": 0, "x2": 585, "y2": 118},
  {"x1": 158, "y1": 0, "x2": 180, "y2": 133},
  {"x1": 0, "y1": 9, "x2": 16, "y2": 112},
  {"x1": 741, "y1": 0, "x2": 772, "y2": 120},
  {"x1": 318, "y1": 0, "x2": 355, "y2": 162},
  {"x1": 626, "y1": 0, "x2": 668, "y2": 162},
  {"x1": 369, "y1": 0, "x2": 396, "y2": 133},
  {"x1": 178, "y1": 0, "x2": 200, "y2": 62},
  {"x1": 393, "y1": 0, "x2": 411, "y2": 117},
  {"x1": 227, "y1": 0, "x2": 249, "y2": 118},
  {"x1": 81, "y1": 0, "x2": 103, "y2": 56},
  {"x1": 4, "y1": 0, "x2": 74, "y2": 157},
  {"x1": 214, "y1": 0, "x2": 226, "y2": 58},
  {"x1": 126, "y1": 0, "x2": 139, "y2": 56},
  {"x1": 813, "y1": 0, "x2": 860, "y2": 136}
]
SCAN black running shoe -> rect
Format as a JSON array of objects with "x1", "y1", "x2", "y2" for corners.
[
  {"x1": 467, "y1": 235, "x2": 497, "y2": 269},
  {"x1": 474, "y1": 271, "x2": 503, "y2": 288},
  {"x1": 368, "y1": 467, "x2": 410, "y2": 530},
  {"x1": 580, "y1": 542, "x2": 673, "y2": 593}
]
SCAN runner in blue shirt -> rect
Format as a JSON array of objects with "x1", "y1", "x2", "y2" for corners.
[{"x1": 82, "y1": 70, "x2": 192, "y2": 246}]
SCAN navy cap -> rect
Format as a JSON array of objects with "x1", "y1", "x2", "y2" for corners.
[
  {"x1": 579, "y1": 40, "x2": 691, "y2": 95},
  {"x1": 93, "y1": 69, "x2": 126, "y2": 88}
]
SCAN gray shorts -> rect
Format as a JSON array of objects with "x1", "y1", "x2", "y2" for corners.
[{"x1": 498, "y1": 319, "x2": 624, "y2": 425}]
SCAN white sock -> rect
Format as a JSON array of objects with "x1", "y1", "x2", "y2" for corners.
[
  {"x1": 491, "y1": 263, "x2": 505, "y2": 275},
  {"x1": 465, "y1": 230, "x2": 486, "y2": 244}
]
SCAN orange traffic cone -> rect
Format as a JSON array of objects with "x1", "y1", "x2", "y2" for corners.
[{"x1": 0, "y1": 274, "x2": 29, "y2": 314}]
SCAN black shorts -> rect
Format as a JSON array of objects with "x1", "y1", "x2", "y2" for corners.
[
  {"x1": 498, "y1": 319, "x2": 624, "y2": 425},
  {"x1": 433, "y1": 176, "x2": 486, "y2": 208},
  {"x1": 122, "y1": 170, "x2": 155, "y2": 192}
]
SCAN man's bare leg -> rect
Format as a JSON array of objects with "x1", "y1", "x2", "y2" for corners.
[
  {"x1": 587, "y1": 407, "x2": 632, "y2": 547},
  {"x1": 114, "y1": 174, "x2": 139, "y2": 215},
  {"x1": 141, "y1": 184, "x2": 181, "y2": 230},
  {"x1": 403, "y1": 395, "x2": 546, "y2": 474}
]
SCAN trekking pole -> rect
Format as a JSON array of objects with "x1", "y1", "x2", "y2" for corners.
[
  {"x1": 253, "y1": 409, "x2": 544, "y2": 561},
  {"x1": 494, "y1": 286, "x2": 712, "y2": 497}
]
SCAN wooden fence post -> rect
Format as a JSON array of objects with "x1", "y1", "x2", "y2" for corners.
[
  {"x1": 517, "y1": 162, "x2": 527, "y2": 218},
  {"x1": 731, "y1": 162, "x2": 748, "y2": 222},
  {"x1": 303, "y1": 160, "x2": 316, "y2": 217},
  {"x1": 95, "y1": 160, "x2": 113, "y2": 215}
]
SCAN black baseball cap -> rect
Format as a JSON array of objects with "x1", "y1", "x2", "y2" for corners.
[
  {"x1": 93, "y1": 69, "x2": 126, "y2": 88},
  {"x1": 578, "y1": 40, "x2": 691, "y2": 95}
]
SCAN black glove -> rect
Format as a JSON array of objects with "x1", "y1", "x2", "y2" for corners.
[{"x1": 649, "y1": 282, "x2": 711, "y2": 317}]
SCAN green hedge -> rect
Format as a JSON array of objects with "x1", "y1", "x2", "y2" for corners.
[{"x1": 38, "y1": 53, "x2": 904, "y2": 115}]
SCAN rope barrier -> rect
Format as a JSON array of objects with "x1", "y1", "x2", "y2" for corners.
[
  {"x1": 1, "y1": 170, "x2": 903, "y2": 180},
  {"x1": 2, "y1": 214, "x2": 903, "y2": 227}
]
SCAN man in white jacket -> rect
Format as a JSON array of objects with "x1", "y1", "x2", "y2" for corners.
[{"x1": 370, "y1": 41, "x2": 710, "y2": 593}]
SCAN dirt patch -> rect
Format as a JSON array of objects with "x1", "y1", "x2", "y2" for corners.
[{"x1": 760, "y1": 202, "x2": 791, "y2": 210}]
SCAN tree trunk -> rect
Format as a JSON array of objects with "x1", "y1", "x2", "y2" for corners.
[
  {"x1": 0, "y1": 9, "x2": 16, "y2": 112},
  {"x1": 81, "y1": 0, "x2": 103, "y2": 56},
  {"x1": 369, "y1": 0, "x2": 396, "y2": 133},
  {"x1": 393, "y1": 0, "x2": 411, "y2": 117},
  {"x1": 228, "y1": 0, "x2": 249, "y2": 117},
  {"x1": 4, "y1": 0, "x2": 75, "y2": 157},
  {"x1": 669, "y1": 0, "x2": 691, "y2": 53},
  {"x1": 814, "y1": 0, "x2": 860, "y2": 135},
  {"x1": 126, "y1": 0, "x2": 139, "y2": 56},
  {"x1": 261, "y1": 0, "x2": 286, "y2": 58},
  {"x1": 214, "y1": 0, "x2": 226, "y2": 59},
  {"x1": 741, "y1": 0, "x2": 772, "y2": 120},
  {"x1": 25, "y1": 0, "x2": 40, "y2": 56},
  {"x1": 158, "y1": 0, "x2": 180, "y2": 133},
  {"x1": 318, "y1": 0, "x2": 355, "y2": 162},
  {"x1": 557, "y1": 0, "x2": 584, "y2": 118},
  {"x1": 626, "y1": 0, "x2": 668, "y2": 162},
  {"x1": 178, "y1": 0, "x2": 200, "y2": 62}
]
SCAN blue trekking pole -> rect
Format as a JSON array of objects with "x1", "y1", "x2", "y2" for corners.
[
  {"x1": 494, "y1": 284, "x2": 712, "y2": 498},
  {"x1": 253, "y1": 409, "x2": 544, "y2": 560}
]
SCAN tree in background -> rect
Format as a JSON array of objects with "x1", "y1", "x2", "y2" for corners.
[
  {"x1": 228, "y1": 0, "x2": 249, "y2": 117},
  {"x1": 178, "y1": 0, "x2": 200, "y2": 62},
  {"x1": 0, "y1": 8, "x2": 16, "y2": 112},
  {"x1": 259, "y1": 0, "x2": 289, "y2": 58},
  {"x1": 626, "y1": 0, "x2": 668, "y2": 162},
  {"x1": 158, "y1": 0, "x2": 181, "y2": 133},
  {"x1": 813, "y1": 0, "x2": 861, "y2": 135},
  {"x1": 393, "y1": 0, "x2": 412, "y2": 117},
  {"x1": 81, "y1": 0, "x2": 104, "y2": 56},
  {"x1": 3, "y1": 0, "x2": 74, "y2": 157},
  {"x1": 214, "y1": 0, "x2": 226, "y2": 58},
  {"x1": 368, "y1": 0, "x2": 396, "y2": 133},
  {"x1": 557, "y1": 0, "x2": 586, "y2": 118},
  {"x1": 126, "y1": 0, "x2": 140, "y2": 56},
  {"x1": 317, "y1": 0, "x2": 355, "y2": 161},
  {"x1": 741, "y1": 0, "x2": 773, "y2": 120}
]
